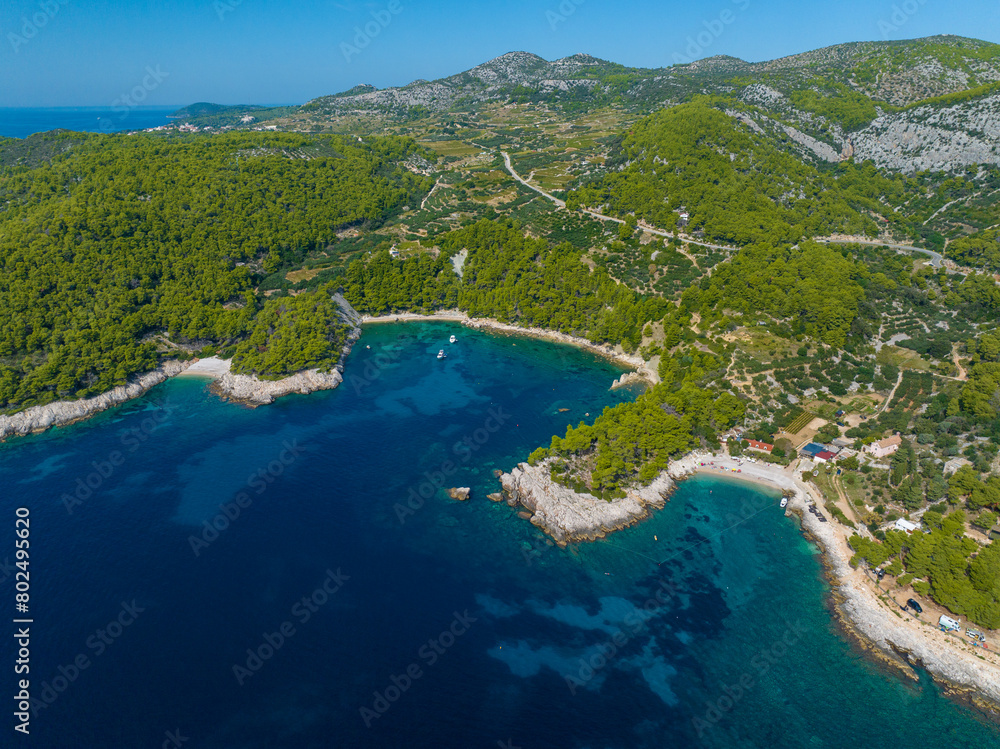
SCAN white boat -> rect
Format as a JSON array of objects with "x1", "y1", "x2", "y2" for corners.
[
  {"x1": 449, "y1": 335, "x2": 457, "y2": 343},
  {"x1": 437, "y1": 349, "x2": 446, "y2": 359},
  {"x1": 780, "y1": 497, "x2": 788, "y2": 508}
]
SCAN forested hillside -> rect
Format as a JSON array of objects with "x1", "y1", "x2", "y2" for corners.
[
  {"x1": 0, "y1": 131, "x2": 431, "y2": 410},
  {"x1": 343, "y1": 220, "x2": 664, "y2": 349},
  {"x1": 681, "y1": 241, "x2": 868, "y2": 348},
  {"x1": 947, "y1": 228, "x2": 1000, "y2": 272},
  {"x1": 568, "y1": 99, "x2": 906, "y2": 245}
]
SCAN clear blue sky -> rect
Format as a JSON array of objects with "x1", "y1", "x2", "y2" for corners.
[{"x1": 2, "y1": 0, "x2": 998, "y2": 107}]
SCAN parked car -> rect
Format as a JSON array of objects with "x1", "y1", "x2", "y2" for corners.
[{"x1": 906, "y1": 598, "x2": 923, "y2": 614}]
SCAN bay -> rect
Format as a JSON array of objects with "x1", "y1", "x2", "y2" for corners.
[{"x1": 1, "y1": 321, "x2": 997, "y2": 748}]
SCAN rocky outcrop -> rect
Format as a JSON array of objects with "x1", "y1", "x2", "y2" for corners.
[
  {"x1": 212, "y1": 368, "x2": 345, "y2": 406},
  {"x1": 0, "y1": 361, "x2": 189, "y2": 440},
  {"x1": 448, "y1": 487, "x2": 471, "y2": 501},
  {"x1": 852, "y1": 94, "x2": 1000, "y2": 172},
  {"x1": 610, "y1": 371, "x2": 648, "y2": 390},
  {"x1": 498, "y1": 459, "x2": 674, "y2": 546}
]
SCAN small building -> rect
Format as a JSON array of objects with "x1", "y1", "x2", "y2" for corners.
[
  {"x1": 814, "y1": 451, "x2": 836, "y2": 463},
  {"x1": 943, "y1": 457, "x2": 972, "y2": 477},
  {"x1": 801, "y1": 443, "x2": 825, "y2": 457},
  {"x1": 832, "y1": 437, "x2": 853, "y2": 449},
  {"x1": 865, "y1": 435, "x2": 902, "y2": 459},
  {"x1": 894, "y1": 518, "x2": 920, "y2": 534},
  {"x1": 990, "y1": 526, "x2": 1000, "y2": 542},
  {"x1": 746, "y1": 439, "x2": 774, "y2": 454}
]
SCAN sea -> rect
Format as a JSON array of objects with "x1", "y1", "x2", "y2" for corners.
[
  {"x1": 0, "y1": 107, "x2": 181, "y2": 139},
  {"x1": 1, "y1": 321, "x2": 998, "y2": 748}
]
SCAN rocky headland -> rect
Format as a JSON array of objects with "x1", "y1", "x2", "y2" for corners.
[
  {"x1": 498, "y1": 458, "x2": 674, "y2": 545},
  {"x1": 504, "y1": 448, "x2": 1000, "y2": 711},
  {"x1": 0, "y1": 361, "x2": 190, "y2": 440},
  {"x1": 0, "y1": 294, "x2": 366, "y2": 437},
  {"x1": 211, "y1": 293, "x2": 363, "y2": 406}
]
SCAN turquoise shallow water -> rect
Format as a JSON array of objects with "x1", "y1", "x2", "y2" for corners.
[{"x1": 1, "y1": 321, "x2": 997, "y2": 748}]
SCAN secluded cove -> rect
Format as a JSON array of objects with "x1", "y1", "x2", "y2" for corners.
[{"x1": 2, "y1": 322, "x2": 998, "y2": 747}]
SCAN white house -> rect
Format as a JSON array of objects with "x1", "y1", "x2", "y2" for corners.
[
  {"x1": 894, "y1": 518, "x2": 920, "y2": 534},
  {"x1": 865, "y1": 435, "x2": 901, "y2": 459}
]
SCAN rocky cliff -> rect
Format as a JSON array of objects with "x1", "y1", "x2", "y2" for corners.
[
  {"x1": 851, "y1": 94, "x2": 1000, "y2": 172},
  {"x1": 499, "y1": 459, "x2": 674, "y2": 545}
]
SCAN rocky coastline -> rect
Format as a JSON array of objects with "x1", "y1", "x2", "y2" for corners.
[
  {"x1": 498, "y1": 458, "x2": 674, "y2": 546},
  {"x1": 210, "y1": 367, "x2": 347, "y2": 406},
  {"x1": 0, "y1": 294, "x2": 366, "y2": 437},
  {"x1": 210, "y1": 293, "x2": 363, "y2": 406},
  {"x1": 0, "y1": 361, "x2": 190, "y2": 440},
  {"x1": 498, "y1": 448, "x2": 1000, "y2": 713}
]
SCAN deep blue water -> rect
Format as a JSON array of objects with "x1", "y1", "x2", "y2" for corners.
[
  {"x1": 1, "y1": 321, "x2": 998, "y2": 748},
  {"x1": 0, "y1": 107, "x2": 181, "y2": 139}
]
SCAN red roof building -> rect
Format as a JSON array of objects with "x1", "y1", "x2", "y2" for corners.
[{"x1": 746, "y1": 439, "x2": 774, "y2": 453}]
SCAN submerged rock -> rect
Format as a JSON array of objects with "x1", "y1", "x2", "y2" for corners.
[
  {"x1": 498, "y1": 459, "x2": 673, "y2": 545},
  {"x1": 487, "y1": 492, "x2": 505, "y2": 503}
]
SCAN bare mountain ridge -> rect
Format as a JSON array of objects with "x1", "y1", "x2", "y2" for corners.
[
  {"x1": 296, "y1": 36, "x2": 1000, "y2": 173},
  {"x1": 308, "y1": 35, "x2": 1000, "y2": 113}
]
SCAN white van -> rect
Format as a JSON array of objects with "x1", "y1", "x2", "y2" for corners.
[{"x1": 939, "y1": 615, "x2": 961, "y2": 631}]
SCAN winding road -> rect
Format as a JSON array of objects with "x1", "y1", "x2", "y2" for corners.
[
  {"x1": 816, "y1": 237, "x2": 945, "y2": 269},
  {"x1": 499, "y1": 151, "x2": 950, "y2": 272},
  {"x1": 499, "y1": 151, "x2": 746, "y2": 269}
]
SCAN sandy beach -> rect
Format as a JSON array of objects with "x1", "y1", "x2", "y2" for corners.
[
  {"x1": 176, "y1": 356, "x2": 231, "y2": 377},
  {"x1": 668, "y1": 450, "x2": 1000, "y2": 712}
]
